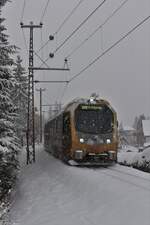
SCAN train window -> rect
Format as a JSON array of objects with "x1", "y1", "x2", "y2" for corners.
[
  {"x1": 75, "y1": 105, "x2": 114, "y2": 134},
  {"x1": 63, "y1": 113, "x2": 70, "y2": 133},
  {"x1": 57, "y1": 115, "x2": 63, "y2": 133},
  {"x1": 63, "y1": 112, "x2": 71, "y2": 149}
]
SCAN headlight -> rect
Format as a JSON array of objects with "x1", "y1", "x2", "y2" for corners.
[
  {"x1": 106, "y1": 139, "x2": 111, "y2": 144},
  {"x1": 80, "y1": 138, "x2": 84, "y2": 143}
]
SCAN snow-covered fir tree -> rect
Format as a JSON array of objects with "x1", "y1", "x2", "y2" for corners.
[
  {"x1": 0, "y1": 0, "x2": 19, "y2": 200},
  {"x1": 12, "y1": 55, "x2": 27, "y2": 146}
]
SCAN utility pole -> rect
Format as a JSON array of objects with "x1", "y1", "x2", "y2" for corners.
[
  {"x1": 36, "y1": 88, "x2": 46, "y2": 143},
  {"x1": 21, "y1": 22, "x2": 69, "y2": 164},
  {"x1": 21, "y1": 22, "x2": 42, "y2": 164}
]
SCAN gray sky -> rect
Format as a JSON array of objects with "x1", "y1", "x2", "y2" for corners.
[{"x1": 3, "y1": 0, "x2": 150, "y2": 125}]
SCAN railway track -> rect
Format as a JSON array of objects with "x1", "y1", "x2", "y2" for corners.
[
  {"x1": 93, "y1": 165, "x2": 150, "y2": 192},
  {"x1": 107, "y1": 165, "x2": 150, "y2": 183}
]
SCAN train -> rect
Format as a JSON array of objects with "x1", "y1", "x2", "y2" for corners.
[{"x1": 44, "y1": 96, "x2": 118, "y2": 166}]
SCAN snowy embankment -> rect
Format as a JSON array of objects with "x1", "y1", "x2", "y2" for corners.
[
  {"x1": 0, "y1": 201, "x2": 9, "y2": 225},
  {"x1": 8, "y1": 145, "x2": 150, "y2": 225},
  {"x1": 118, "y1": 145, "x2": 150, "y2": 172}
]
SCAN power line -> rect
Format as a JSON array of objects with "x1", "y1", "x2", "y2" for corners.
[
  {"x1": 40, "y1": 28, "x2": 44, "y2": 61},
  {"x1": 69, "y1": 15, "x2": 150, "y2": 83},
  {"x1": 54, "y1": 0, "x2": 85, "y2": 35},
  {"x1": 39, "y1": 0, "x2": 106, "y2": 67},
  {"x1": 21, "y1": 28, "x2": 28, "y2": 55},
  {"x1": 54, "y1": 0, "x2": 106, "y2": 54},
  {"x1": 59, "y1": 83, "x2": 69, "y2": 103},
  {"x1": 33, "y1": 50, "x2": 50, "y2": 68},
  {"x1": 20, "y1": 0, "x2": 26, "y2": 22},
  {"x1": 36, "y1": 0, "x2": 85, "y2": 55},
  {"x1": 56, "y1": 60, "x2": 71, "y2": 103},
  {"x1": 66, "y1": 0, "x2": 130, "y2": 59},
  {"x1": 40, "y1": 0, "x2": 51, "y2": 23},
  {"x1": 40, "y1": 28, "x2": 45, "y2": 78},
  {"x1": 36, "y1": 39, "x2": 50, "y2": 54}
]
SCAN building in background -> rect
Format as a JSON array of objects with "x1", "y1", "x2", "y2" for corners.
[
  {"x1": 142, "y1": 120, "x2": 150, "y2": 147},
  {"x1": 119, "y1": 125, "x2": 137, "y2": 147}
]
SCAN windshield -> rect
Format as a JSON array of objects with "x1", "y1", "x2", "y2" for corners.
[{"x1": 75, "y1": 105, "x2": 113, "y2": 134}]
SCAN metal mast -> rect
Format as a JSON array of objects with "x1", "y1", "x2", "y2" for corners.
[
  {"x1": 21, "y1": 22, "x2": 69, "y2": 164},
  {"x1": 21, "y1": 22, "x2": 42, "y2": 164}
]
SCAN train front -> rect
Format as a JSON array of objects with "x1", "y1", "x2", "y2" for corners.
[{"x1": 71, "y1": 99, "x2": 118, "y2": 166}]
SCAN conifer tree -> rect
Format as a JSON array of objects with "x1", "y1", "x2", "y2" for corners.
[
  {"x1": 12, "y1": 55, "x2": 27, "y2": 145},
  {"x1": 0, "y1": 0, "x2": 19, "y2": 200}
]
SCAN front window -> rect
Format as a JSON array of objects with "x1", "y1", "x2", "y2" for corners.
[{"x1": 75, "y1": 104, "x2": 113, "y2": 134}]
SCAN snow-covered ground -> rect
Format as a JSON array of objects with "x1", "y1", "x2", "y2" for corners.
[
  {"x1": 118, "y1": 145, "x2": 150, "y2": 170},
  {"x1": 9, "y1": 146, "x2": 150, "y2": 225}
]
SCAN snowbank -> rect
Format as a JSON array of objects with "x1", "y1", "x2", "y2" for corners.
[
  {"x1": 118, "y1": 146, "x2": 150, "y2": 172},
  {"x1": 0, "y1": 199, "x2": 10, "y2": 225}
]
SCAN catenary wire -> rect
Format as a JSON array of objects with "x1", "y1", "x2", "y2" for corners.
[
  {"x1": 58, "y1": 60, "x2": 72, "y2": 103},
  {"x1": 37, "y1": 0, "x2": 106, "y2": 65},
  {"x1": 36, "y1": 0, "x2": 84, "y2": 55},
  {"x1": 66, "y1": 0, "x2": 130, "y2": 59},
  {"x1": 21, "y1": 28, "x2": 28, "y2": 56},
  {"x1": 54, "y1": 0, "x2": 85, "y2": 35},
  {"x1": 40, "y1": 29, "x2": 44, "y2": 60},
  {"x1": 36, "y1": 39, "x2": 50, "y2": 54},
  {"x1": 55, "y1": 59, "x2": 71, "y2": 104},
  {"x1": 39, "y1": 0, "x2": 106, "y2": 67},
  {"x1": 20, "y1": 0, "x2": 26, "y2": 22},
  {"x1": 40, "y1": 0, "x2": 51, "y2": 23},
  {"x1": 59, "y1": 83, "x2": 69, "y2": 103},
  {"x1": 33, "y1": 50, "x2": 51, "y2": 68},
  {"x1": 57, "y1": 75, "x2": 69, "y2": 103},
  {"x1": 40, "y1": 28, "x2": 46, "y2": 78},
  {"x1": 54, "y1": 0, "x2": 106, "y2": 54},
  {"x1": 69, "y1": 15, "x2": 150, "y2": 83}
]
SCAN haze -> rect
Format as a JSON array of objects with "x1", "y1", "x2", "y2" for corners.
[{"x1": 3, "y1": 0, "x2": 150, "y2": 125}]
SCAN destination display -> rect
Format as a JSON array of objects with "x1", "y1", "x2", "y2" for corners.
[{"x1": 80, "y1": 105, "x2": 102, "y2": 110}]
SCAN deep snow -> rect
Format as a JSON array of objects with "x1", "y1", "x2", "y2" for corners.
[
  {"x1": 10, "y1": 146, "x2": 150, "y2": 225},
  {"x1": 118, "y1": 145, "x2": 150, "y2": 168}
]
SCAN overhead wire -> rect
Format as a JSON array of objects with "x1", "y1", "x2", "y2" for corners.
[
  {"x1": 54, "y1": 0, "x2": 106, "y2": 54},
  {"x1": 58, "y1": 60, "x2": 72, "y2": 103},
  {"x1": 36, "y1": 39, "x2": 50, "y2": 54},
  {"x1": 35, "y1": 0, "x2": 85, "y2": 58},
  {"x1": 33, "y1": 50, "x2": 51, "y2": 68},
  {"x1": 36, "y1": 0, "x2": 85, "y2": 55},
  {"x1": 69, "y1": 15, "x2": 150, "y2": 83},
  {"x1": 66, "y1": 0, "x2": 130, "y2": 59},
  {"x1": 40, "y1": 0, "x2": 51, "y2": 23},
  {"x1": 54, "y1": 0, "x2": 85, "y2": 35},
  {"x1": 21, "y1": 29, "x2": 28, "y2": 56},
  {"x1": 39, "y1": 0, "x2": 106, "y2": 67},
  {"x1": 20, "y1": 0, "x2": 26, "y2": 22},
  {"x1": 59, "y1": 83, "x2": 69, "y2": 103},
  {"x1": 40, "y1": 28, "x2": 46, "y2": 79},
  {"x1": 40, "y1": 28, "x2": 44, "y2": 60}
]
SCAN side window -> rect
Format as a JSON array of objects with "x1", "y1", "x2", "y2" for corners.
[
  {"x1": 63, "y1": 112, "x2": 71, "y2": 149},
  {"x1": 63, "y1": 112, "x2": 71, "y2": 134}
]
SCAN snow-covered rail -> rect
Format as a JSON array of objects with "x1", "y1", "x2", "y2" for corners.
[
  {"x1": 98, "y1": 165, "x2": 150, "y2": 192},
  {"x1": 107, "y1": 165, "x2": 150, "y2": 183}
]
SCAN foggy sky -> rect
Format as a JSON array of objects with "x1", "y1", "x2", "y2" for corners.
[{"x1": 3, "y1": 0, "x2": 150, "y2": 126}]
